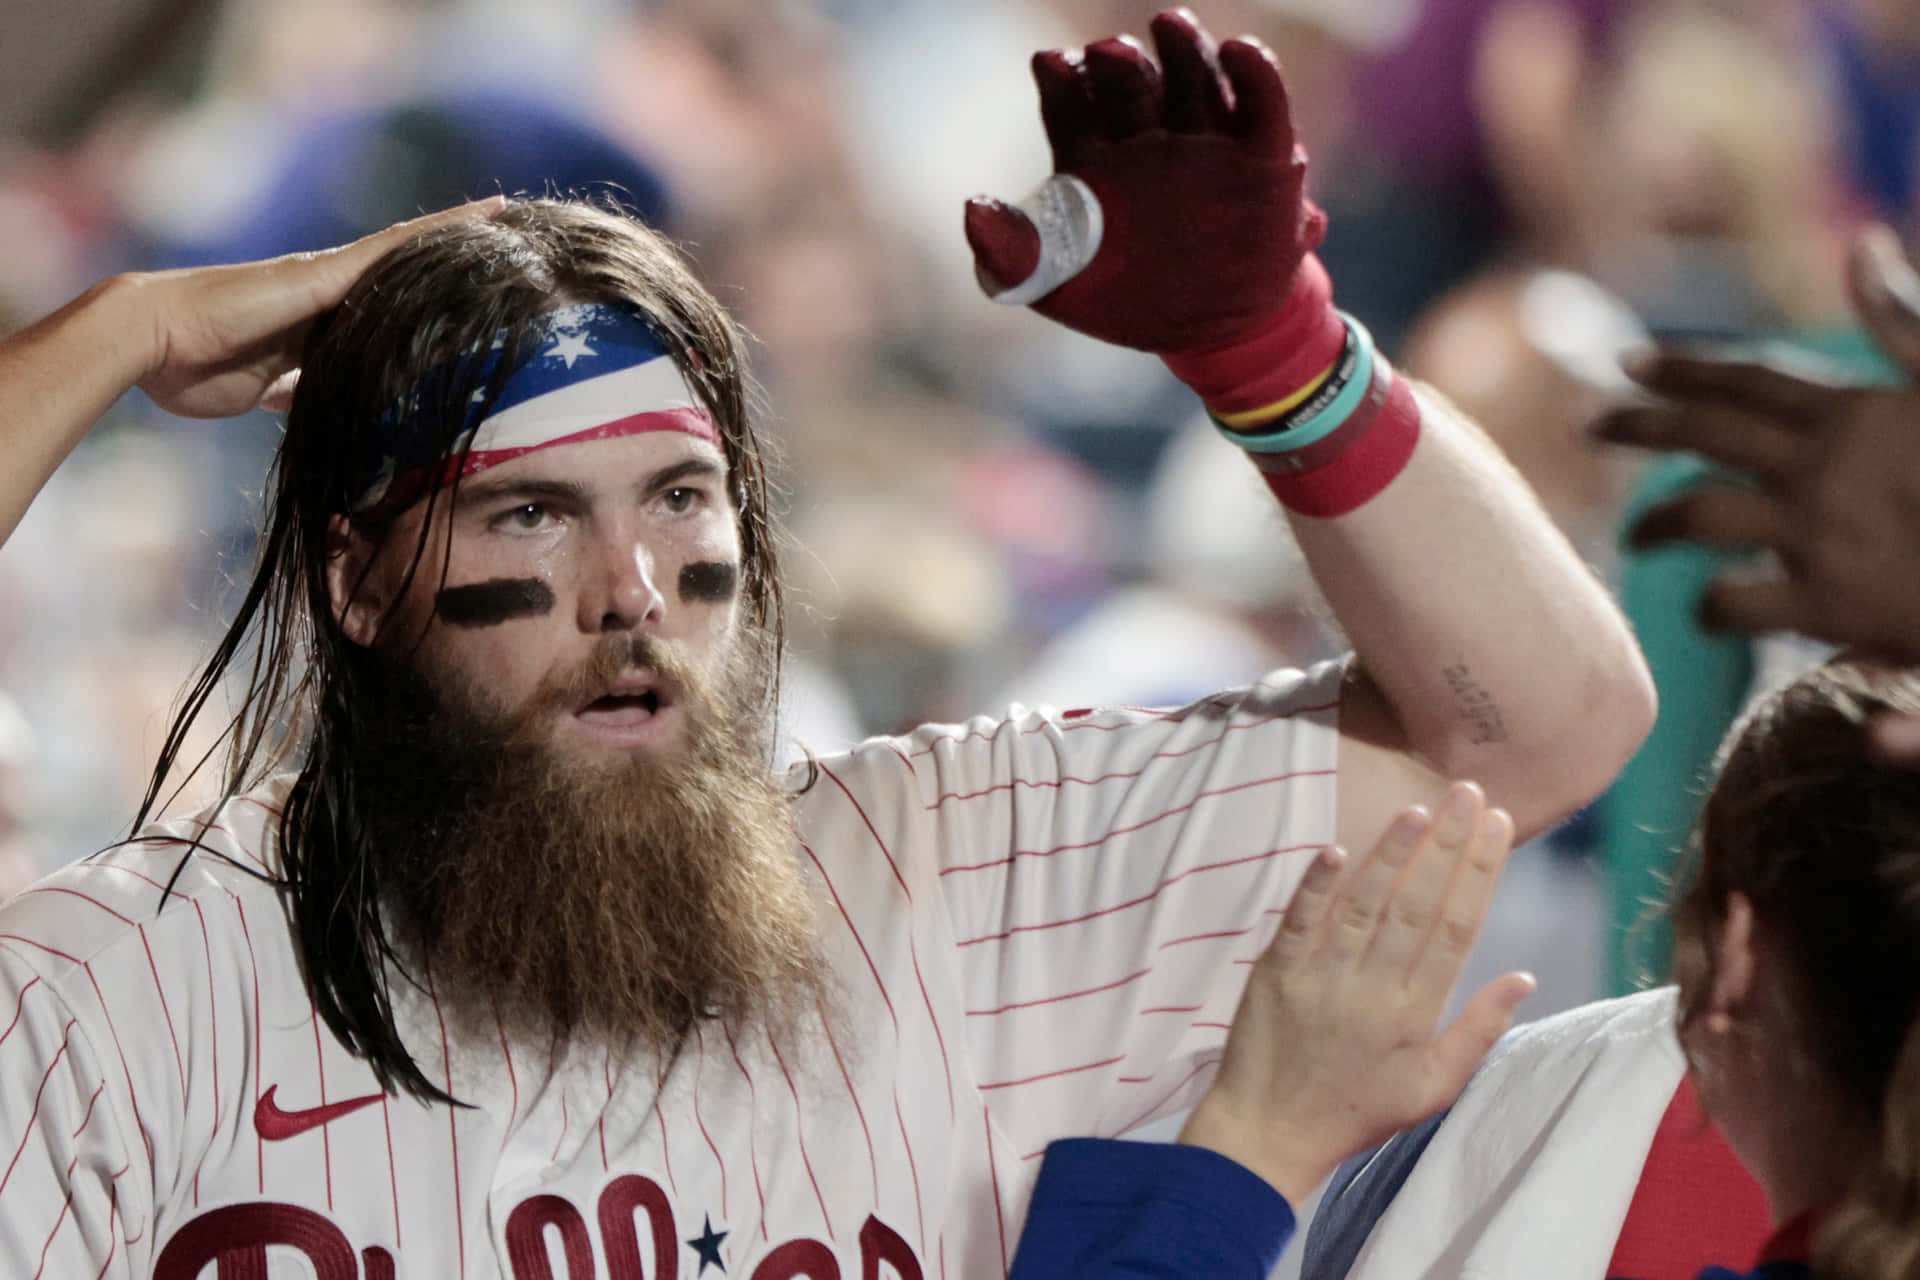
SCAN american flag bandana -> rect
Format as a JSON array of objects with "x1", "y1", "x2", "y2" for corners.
[{"x1": 352, "y1": 302, "x2": 720, "y2": 513}]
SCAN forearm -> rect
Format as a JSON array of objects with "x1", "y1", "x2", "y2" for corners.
[
  {"x1": 0, "y1": 276, "x2": 151, "y2": 547},
  {"x1": 1294, "y1": 384, "x2": 1654, "y2": 837},
  {"x1": 1009, "y1": 1139, "x2": 1294, "y2": 1280}
]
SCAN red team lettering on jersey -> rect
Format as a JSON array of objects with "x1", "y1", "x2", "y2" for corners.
[{"x1": 0, "y1": 663, "x2": 1340, "y2": 1277}]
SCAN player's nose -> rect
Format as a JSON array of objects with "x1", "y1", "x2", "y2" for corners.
[{"x1": 582, "y1": 528, "x2": 666, "y2": 633}]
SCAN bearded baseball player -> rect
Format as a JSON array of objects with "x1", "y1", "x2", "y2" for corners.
[{"x1": 0, "y1": 10, "x2": 1652, "y2": 1278}]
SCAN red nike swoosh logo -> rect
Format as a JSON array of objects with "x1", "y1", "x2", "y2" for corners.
[{"x1": 253, "y1": 1084, "x2": 385, "y2": 1142}]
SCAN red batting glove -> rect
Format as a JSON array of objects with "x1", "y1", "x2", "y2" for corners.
[{"x1": 964, "y1": 9, "x2": 1329, "y2": 357}]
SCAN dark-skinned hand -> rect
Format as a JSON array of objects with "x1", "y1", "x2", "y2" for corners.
[{"x1": 1595, "y1": 225, "x2": 1920, "y2": 758}]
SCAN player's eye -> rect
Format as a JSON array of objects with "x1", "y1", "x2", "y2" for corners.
[
  {"x1": 662, "y1": 487, "x2": 700, "y2": 514},
  {"x1": 494, "y1": 503, "x2": 552, "y2": 532}
]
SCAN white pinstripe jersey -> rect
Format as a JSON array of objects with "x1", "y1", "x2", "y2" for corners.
[{"x1": 0, "y1": 661, "x2": 1340, "y2": 1279}]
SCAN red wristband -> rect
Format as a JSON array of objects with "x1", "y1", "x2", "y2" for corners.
[
  {"x1": 1253, "y1": 364, "x2": 1422, "y2": 517},
  {"x1": 1159, "y1": 256, "x2": 1347, "y2": 417}
]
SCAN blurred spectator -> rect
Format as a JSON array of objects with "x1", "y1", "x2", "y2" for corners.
[
  {"x1": 1816, "y1": 0, "x2": 1920, "y2": 232},
  {"x1": 995, "y1": 418, "x2": 1337, "y2": 712},
  {"x1": 0, "y1": 693, "x2": 48, "y2": 898}
]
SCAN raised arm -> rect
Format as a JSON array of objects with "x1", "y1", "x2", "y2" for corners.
[
  {"x1": 965, "y1": 10, "x2": 1653, "y2": 852},
  {"x1": 1009, "y1": 783, "x2": 1534, "y2": 1279},
  {"x1": 0, "y1": 199, "x2": 500, "y2": 548}
]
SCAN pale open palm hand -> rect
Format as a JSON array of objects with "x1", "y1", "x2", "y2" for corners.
[{"x1": 1179, "y1": 781, "x2": 1534, "y2": 1201}]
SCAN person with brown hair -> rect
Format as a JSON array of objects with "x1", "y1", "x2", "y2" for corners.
[
  {"x1": 0, "y1": 11, "x2": 1652, "y2": 1275},
  {"x1": 1665, "y1": 659, "x2": 1920, "y2": 1279},
  {"x1": 1013, "y1": 659, "x2": 1920, "y2": 1279}
]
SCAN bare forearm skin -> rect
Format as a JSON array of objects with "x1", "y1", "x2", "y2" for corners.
[
  {"x1": 0, "y1": 277, "x2": 152, "y2": 548},
  {"x1": 1301, "y1": 382, "x2": 1656, "y2": 848}
]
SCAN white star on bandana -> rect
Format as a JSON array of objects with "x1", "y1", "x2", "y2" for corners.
[{"x1": 546, "y1": 331, "x2": 596, "y2": 368}]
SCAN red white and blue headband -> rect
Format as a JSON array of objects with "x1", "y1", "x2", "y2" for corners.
[{"x1": 352, "y1": 302, "x2": 720, "y2": 514}]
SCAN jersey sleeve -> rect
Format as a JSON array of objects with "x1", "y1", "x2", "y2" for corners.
[
  {"x1": 1007, "y1": 1138, "x2": 1294, "y2": 1280},
  {"x1": 0, "y1": 943, "x2": 151, "y2": 1278},
  {"x1": 919, "y1": 660, "x2": 1343, "y2": 1148}
]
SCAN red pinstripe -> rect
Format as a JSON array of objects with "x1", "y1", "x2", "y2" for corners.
[
  {"x1": 907, "y1": 693, "x2": 1340, "y2": 758},
  {"x1": 765, "y1": 1030, "x2": 833, "y2": 1238},
  {"x1": 381, "y1": 1092, "x2": 402, "y2": 1250},
  {"x1": 232, "y1": 897, "x2": 263, "y2": 1193},
  {"x1": 922, "y1": 714, "x2": 1298, "y2": 810},
  {"x1": 801, "y1": 840, "x2": 925, "y2": 1238},
  {"x1": 941, "y1": 781, "x2": 1329, "y2": 877},
  {"x1": 981, "y1": 1106, "x2": 1008, "y2": 1276},
  {"x1": 231, "y1": 794, "x2": 287, "y2": 822},
  {"x1": 0, "y1": 976, "x2": 43, "y2": 1050},
  {"x1": 799, "y1": 843, "x2": 899, "y2": 1026},
  {"x1": 650, "y1": 1055, "x2": 679, "y2": 1199},
  {"x1": 189, "y1": 901, "x2": 219, "y2": 1119},
  {"x1": 599, "y1": 1048, "x2": 612, "y2": 1172},
  {"x1": 720, "y1": 1022, "x2": 769, "y2": 1242},
  {"x1": 310, "y1": 1007, "x2": 333, "y2": 1210},
  {"x1": 0, "y1": 1020, "x2": 75, "y2": 1196},
  {"x1": 70, "y1": 1082, "x2": 106, "y2": 1139},
  {"x1": 814, "y1": 994, "x2": 877, "y2": 1203},
  {"x1": 1137, "y1": 1004, "x2": 1203, "y2": 1015},
  {"x1": 0, "y1": 935, "x2": 84, "y2": 965},
  {"x1": 15, "y1": 887, "x2": 136, "y2": 927},
  {"x1": 112, "y1": 1159, "x2": 142, "y2": 1251},
  {"x1": 90, "y1": 1182, "x2": 117, "y2": 1280},
  {"x1": 131, "y1": 818, "x2": 272, "y2": 875},
  {"x1": 1158, "y1": 927, "x2": 1255, "y2": 951},
  {"x1": 32, "y1": 1155, "x2": 79, "y2": 1279},
  {"x1": 889, "y1": 1095, "x2": 927, "y2": 1248},
  {"x1": 965, "y1": 968, "x2": 1151, "y2": 1018},
  {"x1": 977, "y1": 1055, "x2": 1124, "y2": 1093},
  {"x1": 135, "y1": 926, "x2": 186, "y2": 1099},
  {"x1": 492, "y1": 1005, "x2": 520, "y2": 1160},
  {"x1": 80, "y1": 963, "x2": 153, "y2": 1173},
  {"x1": 424, "y1": 968, "x2": 466, "y2": 1279},
  {"x1": 553, "y1": 1093, "x2": 571, "y2": 1163},
  {"x1": 82, "y1": 863, "x2": 171, "y2": 894},
  {"x1": 816, "y1": 763, "x2": 956, "y2": 1123},
  {"x1": 690, "y1": 1023, "x2": 728, "y2": 1219},
  {"x1": 957, "y1": 844, "x2": 1313, "y2": 947},
  {"x1": 1113, "y1": 1052, "x2": 1223, "y2": 1135}
]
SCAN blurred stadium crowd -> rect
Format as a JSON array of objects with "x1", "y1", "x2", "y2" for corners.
[{"x1": 0, "y1": 0, "x2": 1915, "y2": 1018}]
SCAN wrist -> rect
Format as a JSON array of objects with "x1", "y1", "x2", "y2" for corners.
[
  {"x1": 1177, "y1": 1092, "x2": 1341, "y2": 1205},
  {"x1": 88, "y1": 271, "x2": 169, "y2": 386},
  {"x1": 1159, "y1": 256, "x2": 1345, "y2": 415}
]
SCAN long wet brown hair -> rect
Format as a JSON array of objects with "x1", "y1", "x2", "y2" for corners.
[{"x1": 131, "y1": 199, "x2": 787, "y2": 1103}]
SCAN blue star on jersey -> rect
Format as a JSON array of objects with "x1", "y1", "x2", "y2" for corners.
[{"x1": 688, "y1": 1213, "x2": 728, "y2": 1275}]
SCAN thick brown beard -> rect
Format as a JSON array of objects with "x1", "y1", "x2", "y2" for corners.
[{"x1": 349, "y1": 631, "x2": 826, "y2": 1058}]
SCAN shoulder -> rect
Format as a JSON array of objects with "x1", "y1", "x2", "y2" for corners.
[
  {"x1": 0, "y1": 778, "x2": 290, "y2": 985},
  {"x1": 802, "y1": 659, "x2": 1344, "y2": 779}
]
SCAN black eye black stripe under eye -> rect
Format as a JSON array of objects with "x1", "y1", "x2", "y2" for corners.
[
  {"x1": 678, "y1": 561, "x2": 738, "y2": 604},
  {"x1": 434, "y1": 578, "x2": 556, "y2": 628}
]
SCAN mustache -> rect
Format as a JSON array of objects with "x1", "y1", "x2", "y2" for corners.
[{"x1": 515, "y1": 631, "x2": 707, "y2": 724}]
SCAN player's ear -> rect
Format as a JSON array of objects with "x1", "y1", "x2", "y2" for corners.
[
  {"x1": 1703, "y1": 892, "x2": 1758, "y2": 1035},
  {"x1": 326, "y1": 514, "x2": 390, "y2": 647}
]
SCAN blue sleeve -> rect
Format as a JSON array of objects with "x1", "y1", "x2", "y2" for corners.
[
  {"x1": 1299, "y1": 1108, "x2": 1449, "y2": 1280},
  {"x1": 1009, "y1": 1139, "x2": 1295, "y2": 1280}
]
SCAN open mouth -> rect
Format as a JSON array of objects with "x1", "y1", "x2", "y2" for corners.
[
  {"x1": 572, "y1": 673, "x2": 679, "y2": 741},
  {"x1": 584, "y1": 688, "x2": 663, "y2": 716}
]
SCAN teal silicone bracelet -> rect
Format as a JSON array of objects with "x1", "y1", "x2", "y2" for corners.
[{"x1": 1214, "y1": 314, "x2": 1377, "y2": 455}]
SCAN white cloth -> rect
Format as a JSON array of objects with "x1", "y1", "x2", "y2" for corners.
[
  {"x1": 1346, "y1": 988, "x2": 1686, "y2": 1280},
  {"x1": 0, "y1": 661, "x2": 1341, "y2": 1278}
]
